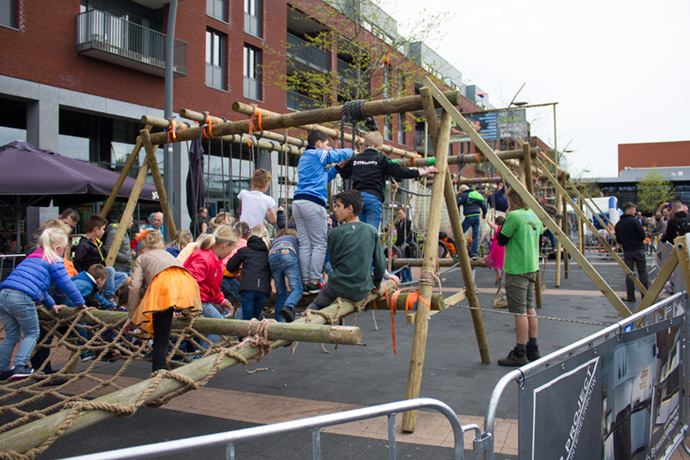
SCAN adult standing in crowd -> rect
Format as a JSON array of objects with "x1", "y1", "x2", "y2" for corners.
[
  {"x1": 615, "y1": 202, "x2": 649, "y2": 302},
  {"x1": 496, "y1": 188, "x2": 543, "y2": 366},
  {"x1": 661, "y1": 200, "x2": 689, "y2": 243}
]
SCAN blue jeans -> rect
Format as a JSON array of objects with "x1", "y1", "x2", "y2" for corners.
[
  {"x1": 239, "y1": 291, "x2": 269, "y2": 320},
  {"x1": 360, "y1": 192, "x2": 383, "y2": 230},
  {"x1": 201, "y1": 302, "x2": 223, "y2": 348},
  {"x1": 103, "y1": 266, "x2": 128, "y2": 298},
  {"x1": 0, "y1": 289, "x2": 40, "y2": 370},
  {"x1": 293, "y1": 200, "x2": 328, "y2": 284},
  {"x1": 270, "y1": 250, "x2": 303, "y2": 321},
  {"x1": 221, "y1": 277, "x2": 240, "y2": 304},
  {"x1": 462, "y1": 215, "x2": 481, "y2": 257}
]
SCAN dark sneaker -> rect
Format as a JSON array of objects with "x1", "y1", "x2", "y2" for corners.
[
  {"x1": 526, "y1": 345, "x2": 541, "y2": 362},
  {"x1": 0, "y1": 369, "x2": 12, "y2": 381},
  {"x1": 279, "y1": 307, "x2": 295, "y2": 323},
  {"x1": 304, "y1": 283, "x2": 320, "y2": 295},
  {"x1": 621, "y1": 296, "x2": 635, "y2": 302},
  {"x1": 497, "y1": 349, "x2": 528, "y2": 367},
  {"x1": 10, "y1": 365, "x2": 35, "y2": 379},
  {"x1": 80, "y1": 352, "x2": 95, "y2": 362}
]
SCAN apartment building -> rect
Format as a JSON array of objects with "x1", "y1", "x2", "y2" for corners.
[{"x1": 0, "y1": 0, "x2": 481, "y2": 240}]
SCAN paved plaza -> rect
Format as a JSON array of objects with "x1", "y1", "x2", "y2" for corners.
[{"x1": 35, "y1": 254, "x2": 686, "y2": 460}]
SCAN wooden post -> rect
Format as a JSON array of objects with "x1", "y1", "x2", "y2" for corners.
[
  {"x1": 0, "y1": 280, "x2": 396, "y2": 454},
  {"x1": 554, "y1": 172, "x2": 563, "y2": 287},
  {"x1": 140, "y1": 129, "x2": 177, "y2": 238},
  {"x1": 100, "y1": 125, "x2": 151, "y2": 218},
  {"x1": 522, "y1": 142, "x2": 543, "y2": 308},
  {"x1": 419, "y1": 87, "x2": 490, "y2": 365},
  {"x1": 561, "y1": 173, "x2": 569, "y2": 278},
  {"x1": 423, "y1": 76, "x2": 632, "y2": 318},
  {"x1": 47, "y1": 308, "x2": 362, "y2": 345},
  {"x1": 634, "y1": 249, "x2": 678, "y2": 313},
  {"x1": 674, "y1": 235, "x2": 690, "y2": 297},
  {"x1": 577, "y1": 186, "x2": 585, "y2": 253},
  {"x1": 534, "y1": 158, "x2": 648, "y2": 297},
  {"x1": 104, "y1": 152, "x2": 151, "y2": 267},
  {"x1": 147, "y1": 91, "x2": 463, "y2": 146},
  {"x1": 401, "y1": 110, "x2": 452, "y2": 433},
  {"x1": 569, "y1": 183, "x2": 618, "y2": 247}
]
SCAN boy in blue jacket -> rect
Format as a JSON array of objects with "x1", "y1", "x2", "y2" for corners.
[
  {"x1": 292, "y1": 129, "x2": 353, "y2": 294},
  {"x1": 456, "y1": 185, "x2": 487, "y2": 258}
]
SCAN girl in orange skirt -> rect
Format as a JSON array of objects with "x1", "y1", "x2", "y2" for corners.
[{"x1": 123, "y1": 230, "x2": 202, "y2": 372}]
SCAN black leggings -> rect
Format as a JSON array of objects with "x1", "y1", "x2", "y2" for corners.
[{"x1": 151, "y1": 309, "x2": 173, "y2": 372}]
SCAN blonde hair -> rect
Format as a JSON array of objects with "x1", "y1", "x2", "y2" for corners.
[
  {"x1": 276, "y1": 228, "x2": 297, "y2": 238},
  {"x1": 363, "y1": 131, "x2": 383, "y2": 149},
  {"x1": 170, "y1": 229, "x2": 193, "y2": 249},
  {"x1": 140, "y1": 230, "x2": 165, "y2": 251},
  {"x1": 198, "y1": 224, "x2": 238, "y2": 251},
  {"x1": 208, "y1": 212, "x2": 232, "y2": 232},
  {"x1": 251, "y1": 169, "x2": 272, "y2": 188},
  {"x1": 41, "y1": 218, "x2": 72, "y2": 234},
  {"x1": 250, "y1": 224, "x2": 270, "y2": 250},
  {"x1": 39, "y1": 227, "x2": 69, "y2": 263}
]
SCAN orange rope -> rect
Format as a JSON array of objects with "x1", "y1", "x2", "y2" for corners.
[{"x1": 167, "y1": 118, "x2": 177, "y2": 143}]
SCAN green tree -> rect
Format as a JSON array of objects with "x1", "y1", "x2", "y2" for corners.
[
  {"x1": 636, "y1": 168, "x2": 675, "y2": 213},
  {"x1": 265, "y1": 0, "x2": 449, "y2": 114}
]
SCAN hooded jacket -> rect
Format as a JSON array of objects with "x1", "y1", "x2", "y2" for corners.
[
  {"x1": 337, "y1": 148, "x2": 421, "y2": 203},
  {"x1": 456, "y1": 190, "x2": 487, "y2": 218},
  {"x1": 104, "y1": 223, "x2": 132, "y2": 272},
  {"x1": 226, "y1": 236, "x2": 271, "y2": 295},
  {"x1": 293, "y1": 146, "x2": 353, "y2": 207}
]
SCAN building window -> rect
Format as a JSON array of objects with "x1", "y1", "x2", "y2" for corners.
[
  {"x1": 244, "y1": 0, "x2": 261, "y2": 37},
  {"x1": 206, "y1": 29, "x2": 226, "y2": 90},
  {"x1": 398, "y1": 113, "x2": 405, "y2": 144},
  {"x1": 0, "y1": 0, "x2": 17, "y2": 28},
  {"x1": 383, "y1": 66, "x2": 390, "y2": 98},
  {"x1": 207, "y1": 0, "x2": 226, "y2": 22},
  {"x1": 244, "y1": 45, "x2": 261, "y2": 100},
  {"x1": 397, "y1": 71, "x2": 405, "y2": 97},
  {"x1": 384, "y1": 115, "x2": 392, "y2": 141}
]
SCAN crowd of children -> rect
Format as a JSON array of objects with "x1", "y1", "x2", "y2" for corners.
[{"x1": 0, "y1": 128, "x2": 448, "y2": 378}]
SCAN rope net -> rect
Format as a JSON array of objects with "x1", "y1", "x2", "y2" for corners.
[{"x1": 0, "y1": 308, "x2": 259, "y2": 459}]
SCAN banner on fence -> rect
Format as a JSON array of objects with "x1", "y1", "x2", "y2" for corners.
[{"x1": 519, "y1": 301, "x2": 685, "y2": 460}]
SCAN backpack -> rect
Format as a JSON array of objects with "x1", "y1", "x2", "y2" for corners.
[{"x1": 676, "y1": 216, "x2": 690, "y2": 237}]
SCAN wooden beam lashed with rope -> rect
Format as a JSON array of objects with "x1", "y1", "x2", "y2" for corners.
[{"x1": 421, "y1": 75, "x2": 632, "y2": 318}]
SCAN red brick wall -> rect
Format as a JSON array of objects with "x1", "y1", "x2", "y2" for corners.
[{"x1": 618, "y1": 141, "x2": 690, "y2": 173}]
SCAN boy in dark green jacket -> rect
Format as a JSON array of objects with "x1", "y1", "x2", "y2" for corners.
[{"x1": 304, "y1": 190, "x2": 385, "y2": 312}]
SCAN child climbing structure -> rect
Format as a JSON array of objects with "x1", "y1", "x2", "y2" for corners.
[{"x1": 0, "y1": 75, "x2": 670, "y2": 457}]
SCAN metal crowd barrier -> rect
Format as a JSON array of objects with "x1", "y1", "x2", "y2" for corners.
[
  {"x1": 0, "y1": 253, "x2": 24, "y2": 282},
  {"x1": 474, "y1": 292, "x2": 690, "y2": 460},
  {"x1": 62, "y1": 398, "x2": 479, "y2": 460}
]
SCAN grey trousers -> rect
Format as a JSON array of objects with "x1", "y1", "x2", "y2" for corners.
[{"x1": 292, "y1": 199, "x2": 328, "y2": 284}]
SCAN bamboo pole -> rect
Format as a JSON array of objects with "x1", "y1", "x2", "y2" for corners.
[
  {"x1": 0, "y1": 280, "x2": 397, "y2": 454},
  {"x1": 140, "y1": 129, "x2": 177, "y2": 238},
  {"x1": 419, "y1": 86, "x2": 489, "y2": 365},
  {"x1": 145, "y1": 92, "x2": 463, "y2": 146},
  {"x1": 45, "y1": 308, "x2": 362, "y2": 345},
  {"x1": 423, "y1": 77, "x2": 632, "y2": 318},
  {"x1": 104, "y1": 146, "x2": 151, "y2": 268},
  {"x1": 101, "y1": 125, "x2": 152, "y2": 218},
  {"x1": 544, "y1": 166, "x2": 647, "y2": 295},
  {"x1": 401, "y1": 108, "x2": 452, "y2": 433}
]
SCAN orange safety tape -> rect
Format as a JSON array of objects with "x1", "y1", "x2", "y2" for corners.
[{"x1": 167, "y1": 118, "x2": 177, "y2": 143}]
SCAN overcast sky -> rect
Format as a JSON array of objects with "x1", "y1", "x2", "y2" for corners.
[{"x1": 386, "y1": 0, "x2": 690, "y2": 178}]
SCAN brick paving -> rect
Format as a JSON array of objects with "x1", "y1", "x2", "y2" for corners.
[{"x1": 29, "y1": 254, "x2": 687, "y2": 459}]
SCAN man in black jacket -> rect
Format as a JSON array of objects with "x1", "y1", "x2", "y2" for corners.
[
  {"x1": 614, "y1": 202, "x2": 648, "y2": 302},
  {"x1": 661, "y1": 200, "x2": 689, "y2": 243},
  {"x1": 337, "y1": 131, "x2": 437, "y2": 230}
]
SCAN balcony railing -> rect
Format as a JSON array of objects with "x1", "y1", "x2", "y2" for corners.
[
  {"x1": 76, "y1": 9, "x2": 188, "y2": 77},
  {"x1": 287, "y1": 90, "x2": 323, "y2": 111},
  {"x1": 287, "y1": 33, "x2": 330, "y2": 72}
]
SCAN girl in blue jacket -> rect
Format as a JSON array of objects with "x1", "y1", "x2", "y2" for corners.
[{"x1": 0, "y1": 228, "x2": 85, "y2": 380}]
